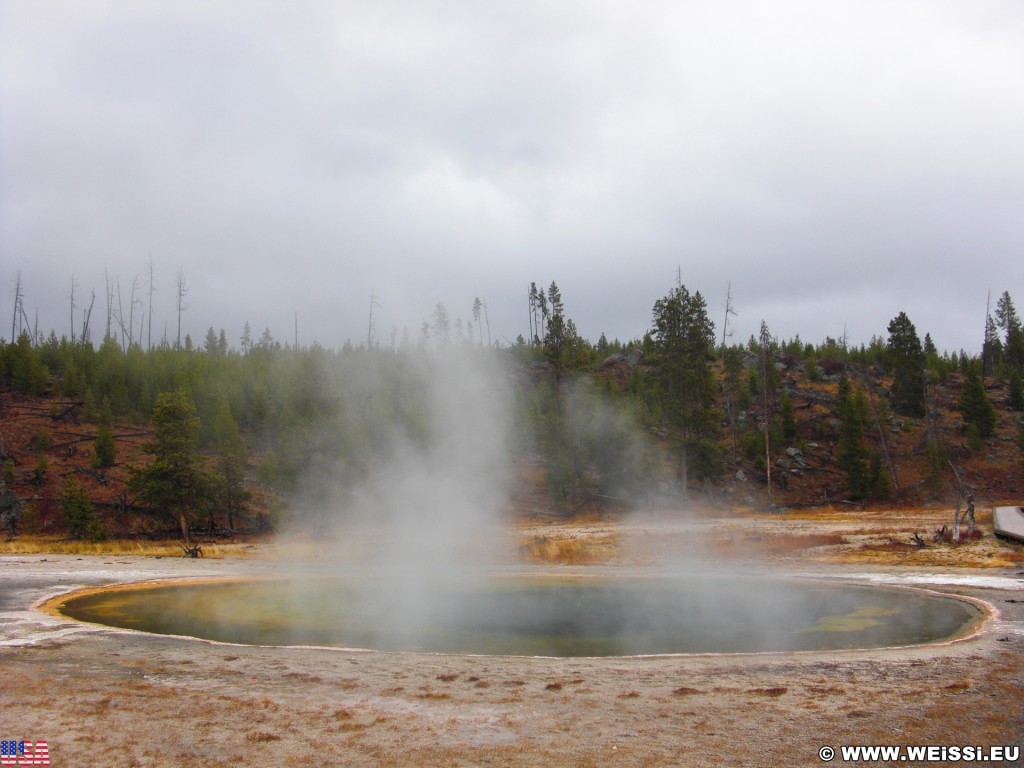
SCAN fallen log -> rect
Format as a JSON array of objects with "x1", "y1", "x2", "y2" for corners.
[{"x1": 74, "y1": 466, "x2": 108, "y2": 485}]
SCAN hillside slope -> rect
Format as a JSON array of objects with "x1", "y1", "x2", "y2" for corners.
[
  {"x1": 708, "y1": 360, "x2": 1023, "y2": 509},
  {"x1": 2, "y1": 354, "x2": 1021, "y2": 540}
]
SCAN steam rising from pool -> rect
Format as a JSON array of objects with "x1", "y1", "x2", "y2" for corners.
[
  {"x1": 120, "y1": 349, "x2": 974, "y2": 657},
  {"x1": 285, "y1": 347, "x2": 516, "y2": 648}
]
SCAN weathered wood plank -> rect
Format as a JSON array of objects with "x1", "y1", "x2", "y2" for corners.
[{"x1": 992, "y1": 506, "x2": 1024, "y2": 543}]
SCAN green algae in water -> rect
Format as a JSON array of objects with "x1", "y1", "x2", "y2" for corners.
[{"x1": 58, "y1": 576, "x2": 980, "y2": 657}]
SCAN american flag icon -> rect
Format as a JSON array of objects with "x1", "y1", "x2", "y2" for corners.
[{"x1": 0, "y1": 741, "x2": 50, "y2": 766}]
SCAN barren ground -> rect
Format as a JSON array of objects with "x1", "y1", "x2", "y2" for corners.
[{"x1": 2, "y1": 507, "x2": 1023, "y2": 767}]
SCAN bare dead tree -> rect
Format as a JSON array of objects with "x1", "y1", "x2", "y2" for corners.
[
  {"x1": 527, "y1": 282, "x2": 548, "y2": 345},
  {"x1": 367, "y1": 289, "x2": 380, "y2": 349},
  {"x1": 11, "y1": 270, "x2": 24, "y2": 341},
  {"x1": 127, "y1": 275, "x2": 140, "y2": 347},
  {"x1": 20, "y1": 306, "x2": 33, "y2": 342},
  {"x1": 175, "y1": 268, "x2": 188, "y2": 350},
  {"x1": 948, "y1": 460, "x2": 965, "y2": 543},
  {"x1": 482, "y1": 299, "x2": 492, "y2": 347},
  {"x1": 721, "y1": 280, "x2": 736, "y2": 350},
  {"x1": 861, "y1": 376, "x2": 899, "y2": 493},
  {"x1": 81, "y1": 290, "x2": 95, "y2": 345},
  {"x1": 147, "y1": 255, "x2": 155, "y2": 351},
  {"x1": 472, "y1": 297, "x2": 483, "y2": 346},
  {"x1": 69, "y1": 275, "x2": 77, "y2": 343},
  {"x1": 104, "y1": 268, "x2": 114, "y2": 341},
  {"x1": 114, "y1": 277, "x2": 127, "y2": 352},
  {"x1": 959, "y1": 493, "x2": 976, "y2": 537},
  {"x1": 528, "y1": 284, "x2": 537, "y2": 344},
  {"x1": 982, "y1": 289, "x2": 992, "y2": 379}
]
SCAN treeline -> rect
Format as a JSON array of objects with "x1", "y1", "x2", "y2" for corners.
[{"x1": 2, "y1": 282, "x2": 1023, "y2": 529}]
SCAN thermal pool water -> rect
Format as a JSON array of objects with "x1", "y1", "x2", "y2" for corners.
[{"x1": 55, "y1": 574, "x2": 980, "y2": 657}]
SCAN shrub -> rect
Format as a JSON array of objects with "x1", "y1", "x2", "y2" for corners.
[
  {"x1": 61, "y1": 476, "x2": 107, "y2": 541},
  {"x1": 92, "y1": 423, "x2": 116, "y2": 468},
  {"x1": 29, "y1": 430, "x2": 52, "y2": 451},
  {"x1": 819, "y1": 358, "x2": 845, "y2": 376}
]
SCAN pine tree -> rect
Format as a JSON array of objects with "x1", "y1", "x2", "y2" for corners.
[
  {"x1": 531, "y1": 283, "x2": 591, "y2": 510},
  {"x1": 1008, "y1": 368, "x2": 1023, "y2": 411},
  {"x1": 241, "y1": 322, "x2": 253, "y2": 354},
  {"x1": 204, "y1": 327, "x2": 219, "y2": 355},
  {"x1": 722, "y1": 347, "x2": 744, "y2": 464},
  {"x1": 958, "y1": 365, "x2": 996, "y2": 440},
  {"x1": 886, "y1": 312, "x2": 925, "y2": 417},
  {"x1": 212, "y1": 401, "x2": 251, "y2": 530},
  {"x1": 92, "y1": 402, "x2": 116, "y2": 468},
  {"x1": 995, "y1": 291, "x2": 1024, "y2": 371},
  {"x1": 983, "y1": 314, "x2": 1003, "y2": 376},
  {"x1": 1017, "y1": 421, "x2": 1024, "y2": 473},
  {"x1": 651, "y1": 283, "x2": 720, "y2": 488},
  {"x1": 836, "y1": 374, "x2": 869, "y2": 499},
  {"x1": 128, "y1": 389, "x2": 208, "y2": 543},
  {"x1": 543, "y1": 282, "x2": 584, "y2": 383},
  {"x1": 923, "y1": 333, "x2": 937, "y2": 356},
  {"x1": 869, "y1": 451, "x2": 893, "y2": 499},
  {"x1": 61, "y1": 475, "x2": 106, "y2": 540}
]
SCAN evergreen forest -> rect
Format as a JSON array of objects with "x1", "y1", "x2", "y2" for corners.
[{"x1": 2, "y1": 280, "x2": 1023, "y2": 541}]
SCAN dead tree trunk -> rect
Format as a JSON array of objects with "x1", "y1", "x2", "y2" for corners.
[
  {"x1": 863, "y1": 379, "x2": 899, "y2": 493},
  {"x1": 960, "y1": 494, "x2": 976, "y2": 537},
  {"x1": 948, "y1": 460, "x2": 965, "y2": 543}
]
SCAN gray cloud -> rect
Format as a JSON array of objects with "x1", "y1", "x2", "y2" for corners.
[{"x1": 2, "y1": 0, "x2": 1022, "y2": 352}]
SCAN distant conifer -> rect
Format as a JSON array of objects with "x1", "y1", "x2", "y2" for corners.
[
  {"x1": 959, "y1": 365, "x2": 996, "y2": 440},
  {"x1": 886, "y1": 312, "x2": 926, "y2": 418}
]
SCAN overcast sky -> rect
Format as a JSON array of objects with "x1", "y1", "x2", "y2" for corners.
[{"x1": 2, "y1": 1, "x2": 1022, "y2": 354}]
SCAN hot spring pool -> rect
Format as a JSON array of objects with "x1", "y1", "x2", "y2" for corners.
[{"x1": 54, "y1": 575, "x2": 981, "y2": 657}]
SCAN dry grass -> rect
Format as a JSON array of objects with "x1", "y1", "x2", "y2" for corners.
[
  {"x1": 519, "y1": 533, "x2": 618, "y2": 564},
  {"x1": 416, "y1": 690, "x2": 452, "y2": 700},
  {"x1": 672, "y1": 687, "x2": 702, "y2": 696},
  {"x1": 711, "y1": 532, "x2": 846, "y2": 558},
  {"x1": 746, "y1": 687, "x2": 788, "y2": 697},
  {"x1": 841, "y1": 534, "x2": 1024, "y2": 568},
  {"x1": 8, "y1": 504, "x2": 1022, "y2": 571},
  {"x1": 857, "y1": 539, "x2": 922, "y2": 553},
  {"x1": 244, "y1": 730, "x2": 282, "y2": 742},
  {"x1": 0, "y1": 535, "x2": 264, "y2": 558}
]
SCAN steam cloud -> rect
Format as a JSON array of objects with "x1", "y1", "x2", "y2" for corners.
[
  {"x1": 267, "y1": 349, "x2": 975, "y2": 656},
  {"x1": 284, "y1": 347, "x2": 515, "y2": 648}
]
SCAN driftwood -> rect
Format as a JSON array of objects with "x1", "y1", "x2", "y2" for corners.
[
  {"x1": 49, "y1": 402, "x2": 82, "y2": 424},
  {"x1": 834, "y1": 499, "x2": 867, "y2": 509},
  {"x1": 910, "y1": 531, "x2": 926, "y2": 548},
  {"x1": 50, "y1": 436, "x2": 97, "y2": 451},
  {"x1": 50, "y1": 431, "x2": 147, "y2": 453},
  {"x1": 182, "y1": 544, "x2": 203, "y2": 558},
  {"x1": 74, "y1": 466, "x2": 108, "y2": 485}
]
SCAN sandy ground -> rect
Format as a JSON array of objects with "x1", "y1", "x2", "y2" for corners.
[{"x1": 2, "y1": 514, "x2": 1023, "y2": 767}]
